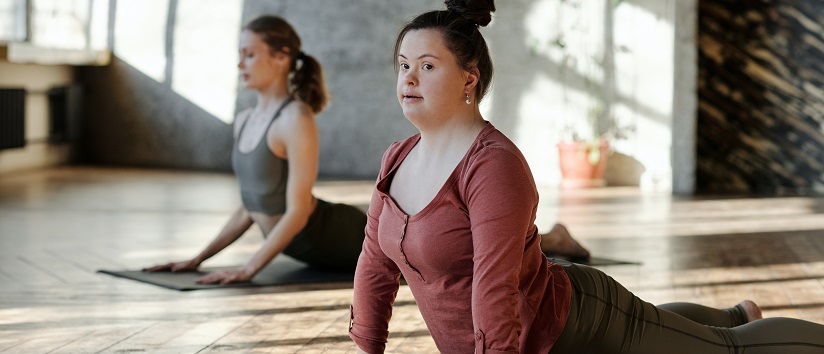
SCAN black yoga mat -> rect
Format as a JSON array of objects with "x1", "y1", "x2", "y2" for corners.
[
  {"x1": 545, "y1": 254, "x2": 640, "y2": 266},
  {"x1": 98, "y1": 256, "x2": 353, "y2": 291},
  {"x1": 99, "y1": 253, "x2": 636, "y2": 291}
]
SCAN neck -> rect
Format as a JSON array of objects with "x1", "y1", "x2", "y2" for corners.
[
  {"x1": 254, "y1": 78, "x2": 291, "y2": 113},
  {"x1": 417, "y1": 108, "x2": 486, "y2": 157}
]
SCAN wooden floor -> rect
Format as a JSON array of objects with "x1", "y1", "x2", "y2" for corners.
[{"x1": 3, "y1": 167, "x2": 824, "y2": 353}]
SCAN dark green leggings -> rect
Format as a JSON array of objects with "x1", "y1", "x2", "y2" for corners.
[
  {"x1": 549, "y1": 259, "x2": 824, "y2": 354},
  {"x1": 282, "y1": 199, "x2": 366, "y2": 270}
]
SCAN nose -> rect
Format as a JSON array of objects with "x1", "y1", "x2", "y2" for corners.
[
  {"x1": 237, "y1": 58, "x2": 244, "y2": 69},
  {"x1": 403, "y1": 69, "x2": 417, "y2": 86}
]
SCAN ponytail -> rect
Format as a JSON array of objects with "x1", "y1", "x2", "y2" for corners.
[{"x1": 291, "y1": 52, "x2": 328, "y2": 114}]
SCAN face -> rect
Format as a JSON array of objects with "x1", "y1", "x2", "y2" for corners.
[
  {"x1": 237, "y1": 30, "x2": 289, "y2": 90},
  {"x1": 397, "y1": 29, "x2": 475, "y2": 125}
]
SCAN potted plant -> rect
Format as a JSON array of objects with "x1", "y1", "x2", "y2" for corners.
[
  {"x1": 556, "y1": 99, "x2": 611, "y2": 188},
  {"x1": 537, "y1": 0, "x2": 631, "y2": 188}
]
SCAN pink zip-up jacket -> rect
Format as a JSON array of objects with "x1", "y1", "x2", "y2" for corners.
[{"x1": 349, "y1": 123, "x2": 571, "y2": 354}]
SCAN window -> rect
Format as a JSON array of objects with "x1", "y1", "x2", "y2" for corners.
[
  {"x1": 3, "y1": 0, "x2": 110, "y2": 65},
  {"x1": 0, "y1": 0, "x2": 28, "y2": 43},
  {"x1": 30, "y1": 0, "x2": 108, "y2": 50}
]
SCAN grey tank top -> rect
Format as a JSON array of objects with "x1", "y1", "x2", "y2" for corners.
[{"x1": 231, "y1": 99, "x2": 293, "y2": 215}]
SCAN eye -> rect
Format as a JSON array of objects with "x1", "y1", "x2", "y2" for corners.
[
  {"x1": 400, "y1": 63, "x2": 410, "y2": 70},
  {"x1": 423, "y1": 64, "x2": 433, "y2": 70}
]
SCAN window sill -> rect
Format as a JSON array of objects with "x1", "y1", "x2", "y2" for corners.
[{"x1": 2, "y1": 42, "x2": 110, "y2": 66}]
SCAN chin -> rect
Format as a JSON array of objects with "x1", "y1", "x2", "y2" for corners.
[{"x1": 401, "y1": 109, "x2": 424, "y2": 125}]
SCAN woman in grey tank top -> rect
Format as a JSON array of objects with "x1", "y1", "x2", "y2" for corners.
[{"x1": 144, "y1": 15, "x2": 588, "y2": 285}]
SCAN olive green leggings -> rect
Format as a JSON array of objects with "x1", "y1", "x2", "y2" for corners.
[{"x1": 549, "y1": 259, "x2": 824, "y2": 354}]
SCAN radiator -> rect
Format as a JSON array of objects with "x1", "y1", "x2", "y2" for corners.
[{"x1": 0, "y1": 88, "x2": 26, "y2": 150}]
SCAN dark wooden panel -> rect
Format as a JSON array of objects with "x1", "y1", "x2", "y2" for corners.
[{"x1": 697, "y1": 0, "x2": 824, "y2": 194}]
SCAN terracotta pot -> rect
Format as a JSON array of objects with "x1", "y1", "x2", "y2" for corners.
[{"x1": 557, "y1": 140, "x2": 609, "y2": 188}]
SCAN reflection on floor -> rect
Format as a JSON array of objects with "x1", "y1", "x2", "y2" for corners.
[{"x1": 2, "y1": 167, "x2": 824, "y2": 353}]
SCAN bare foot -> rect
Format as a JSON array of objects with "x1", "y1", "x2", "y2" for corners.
[
  {"x1": 739, "y1": 300, "x2": 763, "y2": 322},
  {"x1": 541, "y1": 224, "x2": 590, "y2": 259}
]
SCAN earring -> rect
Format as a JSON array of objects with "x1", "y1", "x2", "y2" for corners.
[{"x1": 465, "y1": 93, "x2": 471, "y2": 105}]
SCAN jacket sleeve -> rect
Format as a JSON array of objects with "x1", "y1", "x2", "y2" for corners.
[
  {"x1": 349, "y1": 145, "x2": 402, "y2": 354},
  {"x1": 464, "y1": 147, "x2": 538, "y2": 354}
]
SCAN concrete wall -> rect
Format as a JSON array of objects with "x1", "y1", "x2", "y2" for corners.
[
  {"x1": 0, "y1": 61, "x2": 76, "y2": 175},
  {"x1": 79, "y1": 0, "x2": 688, "y2": 189}
]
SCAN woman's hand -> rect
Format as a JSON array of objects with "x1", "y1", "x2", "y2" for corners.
[
  {"x1": 195, "y1": 268, "x2": 254, "y2": 285},
  {"x1": 143, "y1": 259, "x2": 200, "y2": 273}
]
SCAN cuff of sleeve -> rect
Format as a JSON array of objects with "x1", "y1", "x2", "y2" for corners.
[
  {"x1": 349, "y1": 329, "x2": 386, "y2": 354},
  {"x1": 349, "y1": 306, "x2": 388, "y2": 354},
  {"x1": 474, "y1": 330, "x2": 518, "y2": 354}
]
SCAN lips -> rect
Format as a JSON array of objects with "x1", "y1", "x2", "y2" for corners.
[{"x1": 402, "y1": 93, "x2": 422, "y2": 102}]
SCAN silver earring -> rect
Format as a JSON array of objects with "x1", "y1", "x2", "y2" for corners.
[{"x1": 465, "y1": 93, "x2": 471, "y2": 105}]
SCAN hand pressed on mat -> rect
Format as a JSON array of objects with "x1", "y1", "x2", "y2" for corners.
[
  {"x1": 195, "y1": 267, "x2": 254, "y2": 285},
  {"x1": 142, "y1": 259, "x2": 200, "y2": 273}
]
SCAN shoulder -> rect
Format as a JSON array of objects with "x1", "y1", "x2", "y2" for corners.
[
  {"x1": 280, "y1": 100, "x2": 316, "y2": 126},
  {"x1": 469, "y1": 126, "x2": 530, "y2": 171},
  {"x1": 461, "y1": 126, "x2": 535, "y2": 191},
  {"x1": 277, "y1": 100, "x2": 318, "y2": 141}
]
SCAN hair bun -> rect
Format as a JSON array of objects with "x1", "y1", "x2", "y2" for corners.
[{"x1": 444, "y1": 0, "x2": 495, "y2": 27}]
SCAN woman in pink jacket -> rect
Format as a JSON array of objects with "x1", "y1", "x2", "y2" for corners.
[{"x1": 349, "y1": 1, "x2": 824, "y2": 353}]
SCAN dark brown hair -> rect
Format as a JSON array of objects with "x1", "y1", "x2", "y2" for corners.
[
  {"x1": 244, "y1": 15, "x2": 328, "y2": 114},
  {"x1": 394, "y1": 0, "x2": 496, "y2": 103}
]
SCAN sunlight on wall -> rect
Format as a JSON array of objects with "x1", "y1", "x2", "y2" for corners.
[
  {"x1": 171, "y1": 0, "x2": 242, "y2": 124},
  {"x1": 114, "y1": 0, "x2": 168, "y2": 82},
  {"x1": 613, "y1": 1, "x2": 674, "y2": 191},
  {"x1": 518, "y1": 0, "x2": 675, "y2": 191},
  {"x1": 512, "y1": 76, "x2": 568, "y2": 187},
  {"x1": 519, "y1": 0, "x2": 609, "y2": 187}
]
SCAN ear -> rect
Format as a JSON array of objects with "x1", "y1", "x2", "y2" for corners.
[
  {"x1": 268, "y1": 47, "x2": 291, "y2": 66},
  {"x1": 463, "y1": 67, "x2": 480, "y2": 95}
]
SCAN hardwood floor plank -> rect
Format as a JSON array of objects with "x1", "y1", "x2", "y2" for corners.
[
  {"x1": 100, "y1": 317, "x2": 253, "y2": 354},
  {"x1": 3, "y1": 257, "x2": 66, "y2": 286},
  {"x1": 0, "y1": 267, "x2": 23, "y2": 286},
  {"x1": 20, "y1": 250, "x2": 103, "y2": 285}
]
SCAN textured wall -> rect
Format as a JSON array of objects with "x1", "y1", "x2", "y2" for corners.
[
  {"x1": 80, "y1": 58, "x2": 233, "y2": 170},
  {"x1": 697, "y1": 0, "x2": 824, "y2": 194},
  {"x1": 80, "y1": 0, "x2": 684, "y2": 186}
]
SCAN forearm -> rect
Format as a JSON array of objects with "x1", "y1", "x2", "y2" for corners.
[
  {"x1": 242, "y1": 210, "x2": 310, "y2": 276},
  {"x1": 194, "y1": 207, "x2": 253, "y2": 264}
]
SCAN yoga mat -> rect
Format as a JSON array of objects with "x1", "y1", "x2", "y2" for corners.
[
  {"x1": 545, "y1": 254, "x2": 640, "y2": 266},
  {"x1": 98, "y1": 256, "x2": 353, "y2": 291},
  {"x1": 99, "y1": 253, "x2": 636, "y2": 291}
]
